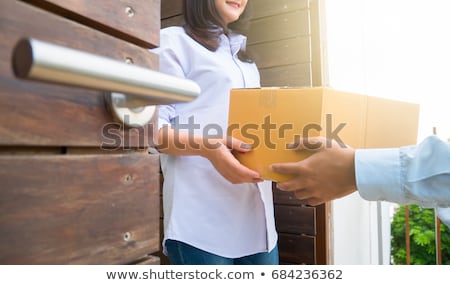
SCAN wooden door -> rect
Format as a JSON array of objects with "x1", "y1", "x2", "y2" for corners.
[{"x1": 0, "y1": 0, "x2": 162, "y2": 265}]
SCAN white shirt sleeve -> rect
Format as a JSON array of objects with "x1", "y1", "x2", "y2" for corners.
[
  {"x1": 355, "y1": 136, "x2": 450, "y2": 225},
  {"x1": 151, "y1": 29, "x2": 186, "y2": 131}
]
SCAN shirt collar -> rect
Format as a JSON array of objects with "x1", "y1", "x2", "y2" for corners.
[{"x1": 221, "y1": 30, "x2": 247, "y2": 55}]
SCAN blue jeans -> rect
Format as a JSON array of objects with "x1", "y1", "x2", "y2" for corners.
[{"x1": 165, "y1": 239, "x2": 279, "y2": 265}]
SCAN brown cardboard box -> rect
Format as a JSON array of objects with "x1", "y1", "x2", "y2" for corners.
[{"x1": 228, "y1": 87, "x2": 420, "y2": 182}]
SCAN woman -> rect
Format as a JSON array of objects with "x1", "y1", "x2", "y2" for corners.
[{"x1": 153, "y1": 0, "x2": 278, "y2": 265}]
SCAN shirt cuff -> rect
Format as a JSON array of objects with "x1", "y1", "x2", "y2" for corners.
[
  {"x1": 355, "y1": 147, "x2": 404, "y2": 203},
  {"x1": 437, "y1": 208, "x2": 450, "y2": 228},
  {"x1": 150, "y1": 119, "x2": 171, "y2": 154}
]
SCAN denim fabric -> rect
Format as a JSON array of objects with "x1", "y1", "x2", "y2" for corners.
[{"x1": 165, "y1": 239, "x2": 279, "y2": 265}]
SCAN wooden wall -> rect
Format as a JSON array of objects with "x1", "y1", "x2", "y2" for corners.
[{"x1": 247, "y1": 0, "x2": 311, "y2": 87}]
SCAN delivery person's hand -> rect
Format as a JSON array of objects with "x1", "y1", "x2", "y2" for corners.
[{"x1": 270, "y1": 136, "x2": 357, "y2": 205}]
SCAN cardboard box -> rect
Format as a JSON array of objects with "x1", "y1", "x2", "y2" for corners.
[{"x1": 228, "y1": 87, "x2": 420, "y2": 182}]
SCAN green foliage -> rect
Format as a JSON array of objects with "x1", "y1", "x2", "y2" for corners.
[{"x1": 391, "y1": 205, "x2": 450, "y2": 264}]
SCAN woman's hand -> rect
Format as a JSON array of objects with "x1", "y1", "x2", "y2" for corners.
[
  {"x1": 200, "y1": 136, "x2": 263, "y2": 184},
  {"x1": 157, "y1": 126, "x2": 262, "y2": 184}
]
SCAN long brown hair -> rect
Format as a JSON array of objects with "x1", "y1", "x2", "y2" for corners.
[{"x1": 182, "y1": 0, "x2": 254, "y2": 62}]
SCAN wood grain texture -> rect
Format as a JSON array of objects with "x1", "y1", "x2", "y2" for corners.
[
  {"x1": 273, "y1": 183, "x2": 323, "y2": 265},
  {"x1": 278, "y1": 233, "x2": 316, "y2": 265},
  {"x1": 161, "y1": 0, "x2": 182, "y2": 19},
  {"x1": 251, "y1": 0, "x2": 308, "y2": 19},
  {"x1": 274, "y1": 205, "x2": 316, "y2": 236},
  {"x1": 130, "y1": 255, "x2": 161, "y2": 265},
  {"x1": 0, "y1": 154, "x2": 160, "y2": 264},
  {"x1": 161, "y1": 0, "x2": 183, "y2": 28},
  {"x1": 24, "y1": 0, "x2": 160, "y2": 48},
  {"x1": 161, "y1": 15, "x2": 183, "y2": 28},
  {"x1": 248, "y1": 10, "x2": 309, "y2": 45},
  {"x1": 259, "y1": 63, "x2": 311, "y2": 87},
  {"x1": 314, "y1": 203, "x2": 329, "y2": 265},
  {"x1": 248, "y1": 37, "x2": 310, "y2": 69},
  {"x1": 0, "y1": 0, "x2": 158, "y2": 147},
  {"x1": 273, "y1": 187, "x2": 311, "y2": 206}
]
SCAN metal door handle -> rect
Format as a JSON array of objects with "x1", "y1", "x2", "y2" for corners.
[{"x1": 12, "y1": 38, "x2": 200, "y2": 127}]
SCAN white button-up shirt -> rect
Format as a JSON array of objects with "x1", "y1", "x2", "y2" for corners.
[
  {"x1": 356, "y1": 135, "x2": 450, "y2": 226},
  {"x1": 152, "y1": 26, "x2": 277, "y2": 258}
]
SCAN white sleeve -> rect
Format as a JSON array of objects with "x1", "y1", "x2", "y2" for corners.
[
  {"x1": 355, "y1": 136, "x2": 450, "y2": 208},
  {"x1": 437, "y1": 207, "x2": 450, "y2": 227},
  {"x1": 151, "y1": 30, "x2": 186, "y2": 130}
]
